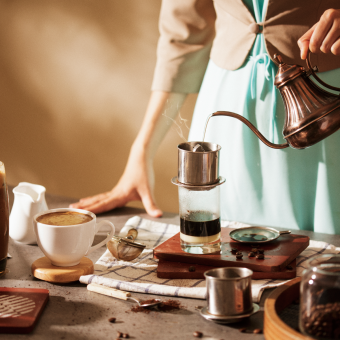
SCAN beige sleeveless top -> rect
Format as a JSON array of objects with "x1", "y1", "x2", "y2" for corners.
[{"x1": 152, "y1": 0, "x2": 340, "y2": 93}]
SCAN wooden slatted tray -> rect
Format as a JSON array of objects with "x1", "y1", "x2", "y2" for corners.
[{"x1": 264, "y1": 278, "x2": 312, "y2": 340}]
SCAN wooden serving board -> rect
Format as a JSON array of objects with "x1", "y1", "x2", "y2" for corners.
[
  {"x1": 0, "y1": 287, "x2": 49, "y2": 334},
  {"x1": 157, "y1": 259, "x2": 297, "y2": 280},
  {"x1": 153, "y1": 228, "x2": 309, "y2": 273}
]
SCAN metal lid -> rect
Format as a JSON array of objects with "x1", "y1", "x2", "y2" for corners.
[{"x1": 274, "y1": 54, "x2": 305, "y2": 88}]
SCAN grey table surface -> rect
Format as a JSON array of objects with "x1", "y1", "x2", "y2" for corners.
[{"x1": 1, "y1": 188, "x2": 340, "y2": 340}]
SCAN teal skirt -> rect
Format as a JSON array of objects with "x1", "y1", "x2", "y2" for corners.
[{"x1": 188, "y1": 30, "x2": 340, "y2": 235}]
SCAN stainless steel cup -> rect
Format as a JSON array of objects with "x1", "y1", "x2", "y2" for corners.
[
  {"x1": 204, "y1": 267, "x2": 253, "y2": 316},
  {"x1": 178, "y1": 142, "x2": 220, "y2": 185}
]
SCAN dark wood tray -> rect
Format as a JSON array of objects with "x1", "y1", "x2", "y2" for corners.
[
  {"x1": 153, "y1": 228, "x2": 309, "y2": 272},
  {"x1": 157, "y1": 258, "x2": 297, "y2": 280}
]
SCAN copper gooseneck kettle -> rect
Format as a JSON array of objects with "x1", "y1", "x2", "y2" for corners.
[{"x1": 208, "y1": 52, "x2": 340, "y2": 149}]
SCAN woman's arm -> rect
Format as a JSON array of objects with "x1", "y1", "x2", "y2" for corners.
[
  {"x1": 71, "y1": 0, "x2": 215, "y2": 216},
  {"x1": 70, "y1": 91, "x2": 187, "y2": 217},
  {"x1": 298, "y1": 9, "x2": 340, "y2": 59}
]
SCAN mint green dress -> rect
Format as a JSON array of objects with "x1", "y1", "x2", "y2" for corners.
[{"x1": 188, "y1": 0, "x2": 340, "y2": 235}]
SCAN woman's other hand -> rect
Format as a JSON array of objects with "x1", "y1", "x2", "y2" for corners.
[
  {"x1": 298, "y1": 9, "x2": 340, "y2": 60},
  {"x1": 70, "y1": 91, "x2": 187, "y2": 217}
]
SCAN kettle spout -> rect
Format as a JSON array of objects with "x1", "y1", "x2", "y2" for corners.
[{"x1": 206, "y1": 111, "x2": 289, "y2": 150}]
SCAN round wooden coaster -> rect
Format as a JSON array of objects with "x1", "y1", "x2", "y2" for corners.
[{"x1": 31, "y1": 257, "x2": 94, "y2": 283}]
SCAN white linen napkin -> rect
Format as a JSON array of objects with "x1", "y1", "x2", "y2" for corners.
[{"x1": 80, "y1": 216, "x2": 340, "y2": 302}]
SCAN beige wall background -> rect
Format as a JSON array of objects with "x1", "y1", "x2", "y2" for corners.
[{"x1": 0, "y1": 0, "x2": 197, "y2": 214}]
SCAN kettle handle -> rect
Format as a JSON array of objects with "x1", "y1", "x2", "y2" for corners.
[{"x1": 306, "y1": 50, "x2": 340, "y2": 92}]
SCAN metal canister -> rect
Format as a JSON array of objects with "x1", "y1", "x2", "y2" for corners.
[{"x1": 204, "y1": 267, "x2": 253, "y2": 316}]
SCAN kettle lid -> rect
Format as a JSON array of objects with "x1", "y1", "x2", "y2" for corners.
[{"x1": 274, "y1": 54, "x2": 305, "y2": 87}]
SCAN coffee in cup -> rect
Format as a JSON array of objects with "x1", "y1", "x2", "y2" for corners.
[
  {"x1": 34, "y1": 208, "x2": 115, "y2": 267},
  {"x1": 36, "y1": 211, "x2": 93, "y2": 226}
]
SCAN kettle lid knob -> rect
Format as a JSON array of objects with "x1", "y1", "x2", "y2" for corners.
[
  {"x1": 274, "y1": 54, "x2": 305, "y2": 87},
  {"x1": 274, "y1": 54, "x2": 284, "y2": 64}
]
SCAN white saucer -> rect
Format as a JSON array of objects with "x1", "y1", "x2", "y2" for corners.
[{"x1": 200, "y1": 303, "x2": 260, "y2": 324}]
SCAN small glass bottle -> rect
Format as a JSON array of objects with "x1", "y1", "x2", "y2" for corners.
[
  {"x1": 299, "y1": 254, "x2": 340, "y2": 339},
  {"x1": 0, "y1": 162, "x2": 9, "y2": 275}
]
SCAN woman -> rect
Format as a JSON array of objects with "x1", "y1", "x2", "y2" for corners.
[{"x1": 71, "y1": 1, "x2": 340, "y2": 234}]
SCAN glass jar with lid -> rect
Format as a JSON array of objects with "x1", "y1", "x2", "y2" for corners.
[{"x1": 299, "y1": 254, "x2": 340, "y2": 339}]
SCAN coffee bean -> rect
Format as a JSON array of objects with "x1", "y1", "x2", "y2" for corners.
[
  {"x1": 257, "y1": 249, "x2": 264, "y2": 254},
  {"x1": 253, "y1": 329, "x2": 262, "y2": 334},
  {"x1": 236, "y1": 251, "x2": 242, "y2": 255},
  {"x1": 117, "y1": 332, "x2": 123, "y2": 338},
  {"x1": 251, "y1": 248, "x2": 258, "y2": 253},
  {"x1": 122, "y1": 334, "x2": 129, "y2": 339},
  {"x1": 236, "y1": 254, "x2": 243, "y2": 259},
  {"x1": 248, "y1": 252, "x2": 255, "y2": 257},
  {"x1": 231, "y1": 248, "x2": 237, "y2": 253},
  {"x1": 108, "y1": 317, "x2": 116, "y2": 323},
  {"x1": 193, "y1": 331, "x2": 203, "y2": 338},
  {"x1": 189, "y1": 266, "x2": 196, "y2": 272},
  {"x1": 239, "y1": 328, "x2": 246, "y2": 333},
  {"x1": 256, "y1": 254, "x2": 264, "y2": 259}
]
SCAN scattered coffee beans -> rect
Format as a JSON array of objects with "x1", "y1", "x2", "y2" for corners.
[
  {"x1": 253, "y1": 329, "x2": 262, "y2": 334},
  {"x1": 122, "y1": 334, "x2": 129, "y2": 339},
  {"x1": 256, "y1": 254, "x2": 264, "y2": 259},
  {"x1": 236, "y1": 251, "x2": 242, "y2": 255},
  {"x1": 108, "y1": 317, "x2": 116, "y2": 323},
  {"x1": 117, "y1": 332, "x2": 123, "y2": 338},
  {"x1": 193, "y1": 331, "x2": 203, "y2": 338},
  {"x1": 251, "y1": 248, "x2": 258, "y2": 253},
  {"x1": 231, "y1": 248, "x2": 237, "y2": 253},
  {"x1": 257, "y1": 249, "x2": 264, "y2": 254},
  {"x1": 189, "y1": 266, "x2": 196, "y2": 272},
  {"x1": 248, "y1": 252, "x2": 255, "y2": 257},
  {"x1": 239, "y1": 328, "x2": 246, "y2": 333},
  {"x1": 236, "y1": 254, "x2": 243, "y2": 259}
]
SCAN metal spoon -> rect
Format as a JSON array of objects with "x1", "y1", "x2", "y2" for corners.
[
  {"x1": 87, "y1": 283, "x2": 162, "y2": 308},
  {"x1": 127, "y1": 296, "x2": 162, "y2": 308}
]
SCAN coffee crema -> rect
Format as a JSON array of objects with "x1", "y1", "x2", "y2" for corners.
[{"x1": 36, "y1": 211, "x2": 93, "y2": 226}]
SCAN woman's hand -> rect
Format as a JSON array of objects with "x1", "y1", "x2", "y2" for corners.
[
  {"x1": 298, "y1": 9, "x2": 340, "y2": 60},
  {"x1": 70, "y1": 91, "x2": 187, "y2": 217},
  {"x1": 70, "y1": 143, "x2": 163, "y2": 217}
]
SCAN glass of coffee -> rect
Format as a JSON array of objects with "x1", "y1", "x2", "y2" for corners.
[
  {"x1": 34, "y1": 208, "x2": 115, "y2": 266},
  {"x1": 0, "y1": 162, "x2": 9, "y2": 275},
  {"x1": 172, "y1": 142, "x2": 225, "y2": 254}
]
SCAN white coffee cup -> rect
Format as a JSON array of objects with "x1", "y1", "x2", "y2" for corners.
[{"x1": 33, "y1": 208, "x2": 115, "y2": 267}]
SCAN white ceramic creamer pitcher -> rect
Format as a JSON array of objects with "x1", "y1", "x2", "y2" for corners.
[{"x1": 9, "y1": 182, "x2": 48, "y2": 244}]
